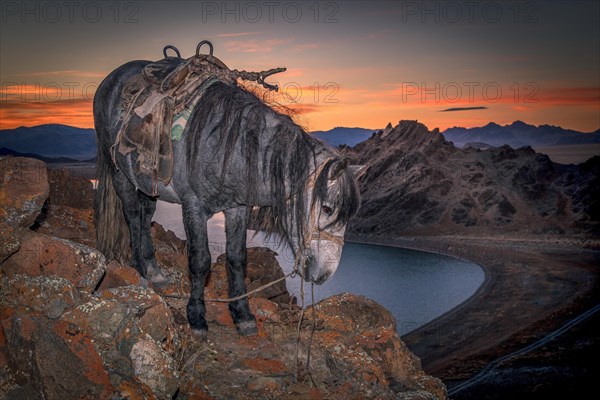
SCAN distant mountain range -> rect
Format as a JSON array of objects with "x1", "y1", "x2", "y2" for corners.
[
  {"x1": 0, "y1": 124, "x2": 374, "y2": 159},
  {"x1": 0, "y1": 124, "x2": 96, "y2": 160},
  {"x1": 1, "y1": 122, "x2": 598, "y2": 162},
  {"x1": 311, "y1": 127, "x2": 377, "y2": 147},
  {"x1": 313, "y1": 122, "x2": 600, "y2": 150},
  {"x1": 0, "y1": 147, "x2": 95, "y2": 164},
  {"x1": 442, "y1": 121, "x2": 600, "y2": 148}
]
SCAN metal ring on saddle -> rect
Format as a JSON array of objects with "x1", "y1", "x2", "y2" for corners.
[
  {"x1": 196, "y1": 40, "x2": 214, "y2": 57},
  {"x1": 163, "y1": 45, "x2": 181, "y2": 58}
]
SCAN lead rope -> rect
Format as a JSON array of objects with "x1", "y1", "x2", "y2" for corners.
[
  {"x1": 294, "y1": 273, "x2": 305, "y2": 382},
  {"x1": 307, "y1": 282, "x2": 317, "y2": 387}
]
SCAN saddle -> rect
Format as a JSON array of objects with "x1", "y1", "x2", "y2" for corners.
[{"x1": 114, "y1": 41, "x2": 285, "y2": 196}]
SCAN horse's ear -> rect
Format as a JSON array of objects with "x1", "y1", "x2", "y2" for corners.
[
  {"x1": 329, "y1": 159, "x2": 348, "y2": 181},
  {"x1": 349, "y1": 164, "x2": 368, "y2": 180}
]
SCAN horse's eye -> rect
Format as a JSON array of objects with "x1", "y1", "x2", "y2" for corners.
[{"x1": 322, "y1": 205, "x2": 333, "y2": 216}]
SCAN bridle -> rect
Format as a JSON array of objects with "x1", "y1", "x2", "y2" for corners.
[{"x1": 292, "y1": 157, "x2": 346, "y2": 276}]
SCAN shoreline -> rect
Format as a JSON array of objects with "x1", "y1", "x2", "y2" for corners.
[
  {"x1": 346, "y1": 236, "x2": 495, "y2": 339},
  {"x1": 346, "y1": 233, "x2": 600, "y2": 385}
]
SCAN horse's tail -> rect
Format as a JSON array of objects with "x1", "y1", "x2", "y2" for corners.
[{"x1": 94, "y1": 145, "x2": 130, "y2": 263}]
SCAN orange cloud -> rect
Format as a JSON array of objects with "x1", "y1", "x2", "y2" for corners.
[
  {"x1": 12, "y1": 70, "x2": 106, "y2": 78},
  {"x1": 537, "y1": 87, "x2": 600, "y2": 107},
  {"x1": 224, "y1": 38, "x2": 294, "y2": 53},
  {"x1": 0, "y1": 99, "x2": 94, "y2": 129}
]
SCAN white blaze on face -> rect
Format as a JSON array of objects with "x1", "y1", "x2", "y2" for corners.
[
  {"x1": 303, "y1": 165, "x2": 355, "y2": 284},
  {"x1": 308, "y1": 238, "x2": 343, "y2": 284}
]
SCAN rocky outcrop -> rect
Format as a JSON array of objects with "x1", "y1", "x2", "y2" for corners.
[
  {"x1": 346, "y1": 120, "x2": 600, "y2": 237},
  {"x1": 1, "y1": 157, "x2": 447, "y2": 399},
  {"x1": 0, "y1": 157, "x2": 49, "y2": 262},
  {"x1": 1, "y1": 241, "x2": 447, "y2": 400},
  {"x1": 308, "y1": 294, "x2": 446, "y2": 399}
]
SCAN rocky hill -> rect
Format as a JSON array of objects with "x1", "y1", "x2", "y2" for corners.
[
  {"x1": 0, "y1": 156, "x2": 446, "y2": 399},
  {"x1": 346, "y1": 121, "x2": 600, "y2": 238}
]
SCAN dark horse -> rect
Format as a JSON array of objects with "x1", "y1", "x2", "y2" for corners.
[{"x1": 93, "y1": 59, "x2": 362, "y2": 337}]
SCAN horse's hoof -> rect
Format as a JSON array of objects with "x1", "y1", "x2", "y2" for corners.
[
  {"x1": 236, "y1": 320, "x2": 258, "y2": 336},
  {"x1": 147, "y1": 266, "x2": 169, "y2": 288},
  {"x1": 191, "y1": 328, "x2": 208, "y2": 341}
]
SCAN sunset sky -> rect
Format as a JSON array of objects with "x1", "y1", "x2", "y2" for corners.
[{"x1": 1, "y1": 0, "x2": 599, "y2": 132}]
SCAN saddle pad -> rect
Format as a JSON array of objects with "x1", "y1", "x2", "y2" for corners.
[{"x1": 170, "y1": 75, "x2": 221, "y2": 141}]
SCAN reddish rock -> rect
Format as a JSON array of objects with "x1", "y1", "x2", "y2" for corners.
[
  {"x1": 1, "y1": 231, "x2": 105, "y2": 293},
  {"x1": 0, "y1": 274, "x2": 80, "y2": 319},
  {"x1": 1, "y1": 312, "x2": 113, "y2": 399},
  {"x1": 309, "y1": 293, "x2": 447, "y2": 399},
  {"x1": 114, "y1": 379, "x2": 158, "y2": 400},
  {"x1": 0, "y1": 157, "x2": 49, "y2": 262},
  {"x1": 205, "y1": 301, "x2": 233, "y2": 327},
  {"x1": 246, "y1": 376, "x2": 283, "y2": 391},
  {"x1": 242, "y1": 357, "x2": 288, "y2": 374},
  {"x1": 47, "y1": 168, "x2": 94, "y2": 209},
  {"x1": 97, "y1": 260, "x2": 148, "y2": 291},
  {"x1": 33, "y1": 205, "x2": 96, "y2": 248},
  {"x1": 0, "y1": 306, "x2": 16, "y2": 374},
  {"x1": 130, "y1": 339, "x2": 179, "y2": 398},
  {"x1": 138, "y1": 298, "x2": 177, "y2": 346},
  {"x1": 91, "y1": 286, "x2": 179, "y2": 357},
  {"x1": 312, "y1": 292, "x2": 396, "y2": 333},
  {"x1": 63, "y1": 286, "x2": 181, "y2": 398},
  {"x1": 210, "y1": 247, "x2": 291, "y2": 305}
]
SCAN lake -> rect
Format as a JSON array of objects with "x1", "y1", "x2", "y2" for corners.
[{"x1": 153, "y1": 201, "x2": 485, "y2": 335}]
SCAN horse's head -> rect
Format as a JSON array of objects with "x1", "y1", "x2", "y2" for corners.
[{"x1": 299, "y1": 159, "x2": 365, "y2": 284}]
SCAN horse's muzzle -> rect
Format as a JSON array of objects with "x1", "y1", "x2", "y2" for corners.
[{"x1": 302, "y1": 254, "x2": 332, "y2": 285}]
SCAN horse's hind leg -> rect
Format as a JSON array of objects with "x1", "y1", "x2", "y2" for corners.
[
  {"x1": 138, "y1": 191, "x2": 167, "y2": 286},
  {"x1": 182, "y1": 194, "x2": 212, "y2": 338},
  {"x1": 224, "y1": 206, "x2": 257, "y2": 336},
  {"x1": 112, "y1": 171, "x2": 165, "y2": 285}
]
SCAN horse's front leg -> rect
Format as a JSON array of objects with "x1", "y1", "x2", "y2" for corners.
[
  {"x1": 224, "y1": 206, "x2": 258, "y2": 336},
  {"x1": 182, "y1": 194, "x2": 212, "y2": 338}
]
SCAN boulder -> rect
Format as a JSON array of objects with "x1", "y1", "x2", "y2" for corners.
[
  {"x1": 0, "y1": 157, "x2": 49, "y2": 262},
  {"x1": 308, "y1": 293, "x2": 447, "y2": 399},
  {"x1": 47, "y1": 168, "x2": 94, "y2": 209},
  {"x1": 130, "y1": 339, "x2": 178, "y2": 398},
  {"x1": 1, "y1": 231, "x2": 105, "y2": 293},
  {"x1": 0, "y1": 274, "x2": 80, "y2": 319},
  {"x1": 96, "y1": 260, "x2": 148, "y2": 291},
  {"x1": 62, "y1": 286, "x2": 181, "y2": 398},
  {"x1": 1, "y1": 312, "x2": 113, "y2": 400}
]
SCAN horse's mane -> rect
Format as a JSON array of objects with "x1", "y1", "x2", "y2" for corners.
[{"x1": 186, "y1": 81, "x2": 360, "y2": 251}]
